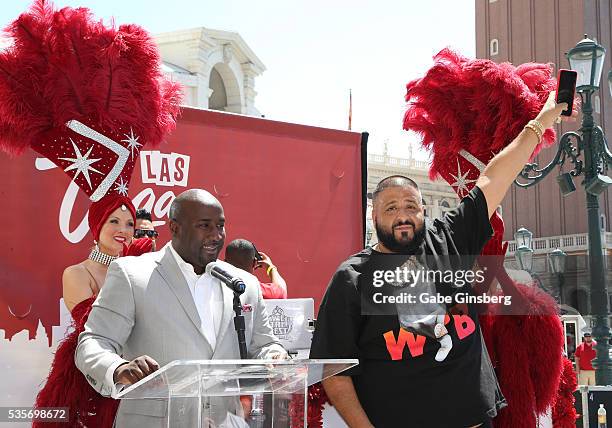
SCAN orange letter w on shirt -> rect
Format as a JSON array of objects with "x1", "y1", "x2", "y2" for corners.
[{"x1": 383, "y1": 328, "x2": 426, "y2": 360}]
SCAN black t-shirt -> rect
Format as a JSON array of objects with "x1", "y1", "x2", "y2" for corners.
[{"x1": 310, "y1": 186, "x2": 500, "y2": 428}]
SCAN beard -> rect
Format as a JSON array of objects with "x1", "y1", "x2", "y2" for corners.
[{"x1": 375, "y1": 219, "x2": 426, "y2": 254}]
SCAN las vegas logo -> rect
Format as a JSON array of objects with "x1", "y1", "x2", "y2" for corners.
[{"x1": 36, "y1": 150, "x2": 190, "y2": 243}]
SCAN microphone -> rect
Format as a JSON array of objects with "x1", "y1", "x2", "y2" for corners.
[{"x1": 205, "y1": 262, "x2": 247, "y2": 295}]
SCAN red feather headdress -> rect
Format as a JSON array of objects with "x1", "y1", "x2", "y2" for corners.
[
  {"x1": 0, "y1": 0, "x2": 182, "y2": 201},
  {"x1": 403, "y1": 48, "x2": 557, "y2": 197},
  {"x1": 403, "y1": 49, "x2": 567, "y2": 427}
]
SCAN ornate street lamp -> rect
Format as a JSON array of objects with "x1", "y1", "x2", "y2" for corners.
[
  {"x1": 515, "y1": 35, "x2": 612, "y2": 384},
  {"x1": 514, "y1": 227, "x2": 533, "y2": 249},
  {"x1": 549, "y1": 248, "x2": 567, "y2": 304},
  {"x1": 549, "y1": 248, "x2": 567, "y2": 274},
  {"x1": 568, "y1": 35, "x2": 606, "y2": 91},
  {"x1": 513, "y1": 227, "x2": 546, "y2": 290},
  {"x1": 515, "y1": 244, "x2": 534, "y2": 272}
]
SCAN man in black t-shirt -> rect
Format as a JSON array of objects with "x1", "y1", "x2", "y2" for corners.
[
  {"x1": 310, "y1": 93, "x2": 567, "y2": 428},
  {"x1": 311, "y1": 179, "x2": 499, "y2": 428}
]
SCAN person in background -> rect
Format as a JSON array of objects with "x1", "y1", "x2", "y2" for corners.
[
  {"x1": 225, "y1": 238, "x2": 289, "y2": 425},
  {"x1": 575, "y1": 332, "x2": 597, "y2": 385},
  {"x1": 35, "y1": 194, "x2": 153, "y2": 428},
  {"x1": 135, "y1": 208, "x2": 155, "y2": 231},
  {"x1": 225, "y1": 238, "x2": 288, "y2": 299},
  {"x1": 135, "y1": 208, "x2": 158, "y2": 251},
  {"x1": 64, "y1": 196, "x2": 136, "y2": 312}
]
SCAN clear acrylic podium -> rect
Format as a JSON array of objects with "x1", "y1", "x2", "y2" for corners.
[{"x1": 115, "y1": 359, "x2": 357, "y2": 427}]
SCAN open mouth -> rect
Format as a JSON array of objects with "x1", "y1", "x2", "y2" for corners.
[
  {"x1": 202, "y1": 243, "x2": 220, "y2": 253},
  {"x1": 113, "y1": 236, "x2": 127, "y2": 244}
]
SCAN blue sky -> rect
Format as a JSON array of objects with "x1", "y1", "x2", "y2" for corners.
[{"x1": 0, "y1": 0, "x2": 475, "y2": 158}]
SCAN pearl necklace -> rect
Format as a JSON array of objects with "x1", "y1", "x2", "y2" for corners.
[{"x1": 88, "y1": 246, "x2": 118, "y2": 266}]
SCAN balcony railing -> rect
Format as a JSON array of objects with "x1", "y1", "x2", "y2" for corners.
[
  {"x1": 506, "y1": 232, "x2": 612, "y2": 255},
  {"x1": 368, "y1": 153, "x2": 430, "y2": 170}
]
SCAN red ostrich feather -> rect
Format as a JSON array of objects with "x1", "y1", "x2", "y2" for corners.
[
  {"x1": 403, "y1": 48, "x2": 567, "y2": 427},
  {"x1": 0, "y1": 0, "x2": 182, "y2": 157},
  {"x1": 552, "y1": 357, "x2": 578, "y2": 427},
  {"x1": 403, "y1": 48, "x2": 558, "y2": 181}
]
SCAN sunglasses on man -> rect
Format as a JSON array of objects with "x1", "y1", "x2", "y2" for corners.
[{"x1": 134, "y1": 229, "x2": 159, "y2": 239}]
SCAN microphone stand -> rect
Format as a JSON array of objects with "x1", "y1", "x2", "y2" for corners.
[
  {"x1": 233, "y1": 292, "x2": 248, "y2": 360},
  {"x1": 233, "y1": 291, "x2": 264, "y2": 428}
]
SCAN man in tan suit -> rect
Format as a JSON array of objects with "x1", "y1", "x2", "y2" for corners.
[{"x1": 76, "y1": 189, "x2": 286, "y2": 427}]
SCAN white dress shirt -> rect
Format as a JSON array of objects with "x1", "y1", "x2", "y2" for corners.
[
  {"x1": 167, "y1": 243, "x2": 223, "y2": 349},
  {"x1": 106, "y1": 243, "x2": 224, "y2": 396}
]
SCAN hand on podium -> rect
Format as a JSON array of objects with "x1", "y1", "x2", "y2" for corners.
[
  {"x1": 113, "y1": 355, "x2": 160, "y2": 385},
  {"x1": 269, "y1": 349, "x2": 289, "y2": 360}
]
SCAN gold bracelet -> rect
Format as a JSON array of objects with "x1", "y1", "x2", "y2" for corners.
[
  {"x1": 524, "y1": 123, "x2": 542, "y2": 142},
  {"x1": 266, "y1": 265, "x2": 276, "y2": 277},
  {"x1": 528, "y1": 119, "x2": 545, "y2": 136}
]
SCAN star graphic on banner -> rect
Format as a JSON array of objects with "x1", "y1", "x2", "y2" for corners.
[
  {"x1": 115, "y1": 176, "x2": 129, "y2": 196},
  {"x1": 449, "y1": 159, "x2": 477, "y2": 197},
  {"x1": 121, "y1": 128, "x2": 142, "y2": 159},
  {"x1": 59, "y1": 139, "x2": 103, "y2": 189}
]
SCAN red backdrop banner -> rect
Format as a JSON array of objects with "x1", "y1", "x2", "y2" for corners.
[{"x1": 0, "y1": 108, "x2": 366, "y2": 343}]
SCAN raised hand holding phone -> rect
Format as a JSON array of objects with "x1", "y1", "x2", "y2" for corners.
[{"x1": 556, "y1": 69, "x2": 577, "y2": 117}]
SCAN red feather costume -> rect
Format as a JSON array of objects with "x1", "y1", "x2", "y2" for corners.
[
  {"x1": 0, "y1": 1, "x2": 181, "y2": 159},
  {"x1": 403, "y1": 48, "x2": 570, "y2": 427},
  {"x1": 552, "y1": 357, "x2": 578, "y2": 427},
  {"x1": 34, "y1": 297, "x2": 120, "y2": 427},
  {"x1": 296, "y1": 49, "x2": 575, "y2": 428},
  {"x1": 0, "y1": 1, "x2": 181, "y2": 426}
]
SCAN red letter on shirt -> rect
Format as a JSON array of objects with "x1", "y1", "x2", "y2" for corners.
[
  {"x1": 383, "y1": 328, "x2": 426, "y2": 360},
  {"x1": 453, "y1": 314, "x2": 476, "y2": 340}
]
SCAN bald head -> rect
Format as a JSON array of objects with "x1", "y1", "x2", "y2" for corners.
[
  {"x1": 168, "y1": 189, "x2": 226, "y2": 274},
  {"x1": 372, "y1": 175, "x2": 421, "y2": 205},
  {"x1": 169, "y1": 189, "x2": 222, "y2": 222}
]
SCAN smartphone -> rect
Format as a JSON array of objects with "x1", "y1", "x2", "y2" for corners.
[
  {"x1": 556, "y1": 69, "x2": 577, "y2": 117},
  {"x1": 251, "y1": 242, "x2": 263, "y2": 261}
]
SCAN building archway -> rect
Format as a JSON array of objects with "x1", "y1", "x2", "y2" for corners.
[
  {"x1": 208, "y1": 62, "x2": 242, "y2": 113},
  {"x1": 208, "y1": 67, "x2": 227, "y2": 110}
]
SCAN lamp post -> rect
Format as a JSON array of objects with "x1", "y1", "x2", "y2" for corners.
[
  {"x1": 514, "y1": 228, "x2": 534, "y2": 272},
  {"x1": 515, "y1": 227, "x2": 533, "y2": 249},
  {"x1": 515, "y1": 35, "x2": 612, "y2": 384},
  {"x1": 549, "y1": 248, "x2": 567, "y2": 304},
  {"x1": 514, "y1": 227, "x2": 544, "y2": 289}
]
